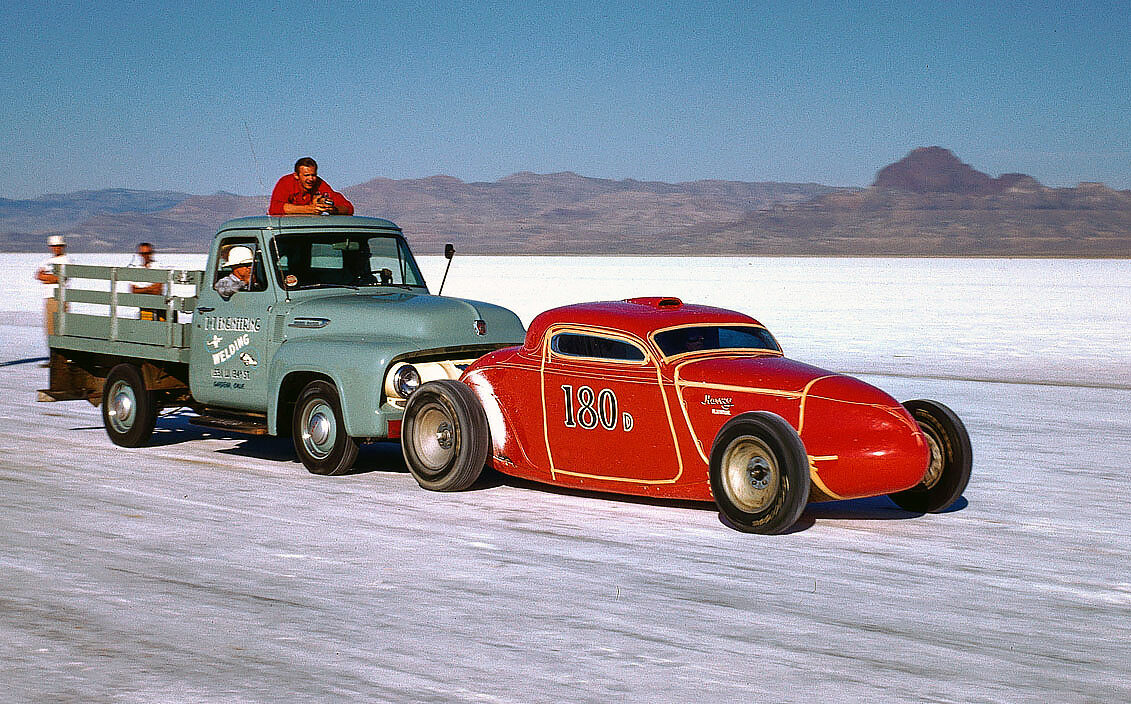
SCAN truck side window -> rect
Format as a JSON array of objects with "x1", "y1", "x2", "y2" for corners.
[{"x1": 215, "y1": 239, "x2": 267, "y2": 294}]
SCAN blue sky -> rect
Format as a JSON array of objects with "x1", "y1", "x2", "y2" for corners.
[{"x1": 2, "y1": 1, "x2": 1128, "y2": 199}]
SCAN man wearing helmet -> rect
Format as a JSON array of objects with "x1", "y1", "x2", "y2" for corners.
[{"x1": 214, "y1": 245, "x2": 255, "y2": 300}]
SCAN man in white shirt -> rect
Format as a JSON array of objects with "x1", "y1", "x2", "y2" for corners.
[{"x1": 34, "y1": 234, "x2": 69, "y2": 338}]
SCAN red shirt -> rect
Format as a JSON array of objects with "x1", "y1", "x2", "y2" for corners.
[{"x1": 268, "y1": 174, "x2": 354, "y2": 215}]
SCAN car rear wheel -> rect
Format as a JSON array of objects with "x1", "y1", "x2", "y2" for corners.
[
  {"x1": 709, "y1": 412, "x2": 810, "y2": 534},
  {"x1": 888, "y1": 399, "x2": 972, "y2": 513},
  {"x1": 102, "y1": 363, "x2": 158, "y2": 447},
  {"x1": 401, "y1": 380, "x2": 489, "y2": 491},
  {"x1": 292, "y1": 380, "x2": 359, "y2": 476}
]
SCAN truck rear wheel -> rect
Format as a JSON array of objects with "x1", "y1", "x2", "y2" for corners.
[
  {"x1": 102, "y1": 363, "x2": 158, "y2": 447},
  {"x1": 292, "y1": 380, "x2": 359, "y2": 476},
  {"x1": 401, "y1": 380, "x2": 489, "y2": 491}
]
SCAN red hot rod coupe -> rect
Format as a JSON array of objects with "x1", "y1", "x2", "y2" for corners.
[{"x1": 400, "y1": 297, "x2": 972, "y2": 534}]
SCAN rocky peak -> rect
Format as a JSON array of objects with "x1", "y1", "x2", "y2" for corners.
[{"x1": 873, "y1": 147, "x2": 1040, "y2": 195}]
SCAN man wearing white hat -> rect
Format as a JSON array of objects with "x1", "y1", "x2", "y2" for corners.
[
  {"x1": 214, "y1": 245, "x2": 254, "y2": 300},
  {"x1": 34, "y1": 235, "x2": 70, "y2": 338}
]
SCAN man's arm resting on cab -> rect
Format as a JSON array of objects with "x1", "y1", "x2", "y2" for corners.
[
  {"x1": 278, "y1": 201, "x2": 327, "y2": 215},
  {"x1": 324, "y1": 190, "x2": 354, "y2": 215},
  {"x1": 276, "y1": 195, "x2": 353, "y2": 216}
]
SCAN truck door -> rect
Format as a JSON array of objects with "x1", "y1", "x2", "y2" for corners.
[{"x1": 189, "y1": 235, "x2": 278, "y2": 411}]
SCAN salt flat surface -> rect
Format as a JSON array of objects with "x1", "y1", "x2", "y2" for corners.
[
  {"x1": 5, "y1": 253, "x2": 1128, "y2": 386},
  {"x1": 1, "y1": 254, "x2": 1128, "y2": 702}
]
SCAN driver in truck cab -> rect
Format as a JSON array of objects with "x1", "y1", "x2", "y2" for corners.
[{"x1": 214, "y1": 246, "x2": 254, "y2": 300}]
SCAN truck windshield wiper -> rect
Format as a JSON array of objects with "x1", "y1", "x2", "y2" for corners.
[
  {"x1": 377, "y1": 282, "x2": 421, "y2": 290},
  {"x1": 291, "y1": 283, "x2": 359, "y2": 291}
]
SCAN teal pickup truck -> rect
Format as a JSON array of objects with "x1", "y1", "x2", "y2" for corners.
[{"x1": 39, "y1": 216, "x2": 525, "y2": 475}]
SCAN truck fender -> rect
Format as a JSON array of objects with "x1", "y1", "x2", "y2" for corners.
[{"x1": 267, "y1": 336, "x2": 425, "y2": 438}]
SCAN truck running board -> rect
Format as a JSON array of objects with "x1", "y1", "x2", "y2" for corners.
[
  {"x1": 37, "y1": 388, "x2": 93, "y2": 402},
  {"x1": 190, "y1": 411, "x2": 269, "y2": 436}
]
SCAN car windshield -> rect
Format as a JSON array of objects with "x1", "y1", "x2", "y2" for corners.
[
  {"x1": 653, "y1": 325, "x2": 781, "y2": 357},
  {"x1": 271, "y1": 233, "x2": 427, "y2": 290}
]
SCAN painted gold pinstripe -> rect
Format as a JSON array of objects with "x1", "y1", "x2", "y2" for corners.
[
  {"x1": 807, "y1": 456, "x2": 847, "y2": 500},
  {"x1": 538, "y1": 370, "x2": 660, "y2": 386},
  {"x1": 796, "y1": 375, "x2": 832, "y2": 434},
  {"x1": 675, "y1": 379, "x2": 803, "y2": 399}
]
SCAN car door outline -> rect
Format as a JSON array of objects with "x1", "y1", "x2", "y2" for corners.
[{"x1": 539, "y1": 324, "x2": 685, "y2": 484}]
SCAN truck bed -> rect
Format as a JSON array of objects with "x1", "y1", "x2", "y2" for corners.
[{"x1": 47, "y1": 263, "x2": 204, "y2": 364}]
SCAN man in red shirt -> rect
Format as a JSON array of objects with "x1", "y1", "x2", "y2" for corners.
[{"x1": 268, "y1": 157, "x2": 354, "y2": 216}]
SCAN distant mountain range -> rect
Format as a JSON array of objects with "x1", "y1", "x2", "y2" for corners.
[{"x1": 3, "y1": 148, "x2": 1128, "y2": 256}]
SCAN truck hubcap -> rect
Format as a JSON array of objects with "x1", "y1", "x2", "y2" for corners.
[
  {"x1": 107, "y1": 382, "x2": 136, "y2": 432},
  {"x1": 301, "y1": 400, "x2": 336, "y2": 459},
  {"x1": 308, "y1": 411, "x2": 331, "y2": 446}
]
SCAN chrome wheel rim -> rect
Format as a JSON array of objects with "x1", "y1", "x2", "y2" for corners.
[
  {"x1": 414, "y1": 403, "x2": 456, "y2": 472},
  {"x1": 107, "y1": 380, "x2": 137, "y2": 434},
  {"x1": 919, "y1": 427, "x2": 944, "y2": 490},
  {"x1": 300, "y1": 400, "x2": 336, "y2": 460},
  {"x1": 720, "y1": 436, "x2": 779, "y2": 513}
]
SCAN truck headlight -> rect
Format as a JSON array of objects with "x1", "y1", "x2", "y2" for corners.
[{"x1": 392, "y1": 364, "x2": 421, "y2": 397}]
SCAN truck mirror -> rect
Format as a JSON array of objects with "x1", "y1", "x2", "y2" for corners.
[{"x1": 438, "y1": 244, "x2": 456, "y2": 295}]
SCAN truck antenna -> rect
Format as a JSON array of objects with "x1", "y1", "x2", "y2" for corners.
[{"x1": 244, "y1": 121, "x2": 267, "y2": 196}]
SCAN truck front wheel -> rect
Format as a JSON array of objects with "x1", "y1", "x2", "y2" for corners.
[
  {"x1": 102, "y1": 363, "x2": 158, "y2": 447},
  {"x1": 292, "y1": 380, "x2": 359, "y2": 475}
]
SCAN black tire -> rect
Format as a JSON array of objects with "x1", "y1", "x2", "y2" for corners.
[
  {"x1": 709, "y1": 412, "x2": 810, "y2": 534},
  {"x1": 102, "y1": 363, "x2": 158, "y2": 447},
  {"x1": 889, "y1": 399, "x2": 972, "y2": 513},
  {"x1": 292, "y1": 380, "x2": 359, "y2": 476},
  {"x1": 401, "y1": 380, "x2": 489, "y2": 491}
]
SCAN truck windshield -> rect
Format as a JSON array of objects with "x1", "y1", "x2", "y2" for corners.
[{"x1": 272, "y1": 233, "x2": 428, "y2": 290}]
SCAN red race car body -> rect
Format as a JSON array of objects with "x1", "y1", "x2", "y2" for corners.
[{"x1": 402, "y1": 297, "x2": 972, "y2": 533}]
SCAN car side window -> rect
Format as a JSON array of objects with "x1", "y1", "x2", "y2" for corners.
[{"x1": 551, "y1": 332, "x2": 646, "y2": 362}]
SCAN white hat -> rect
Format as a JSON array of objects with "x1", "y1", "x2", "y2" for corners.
[
  {"x1": 48, "y1": 235, "x2": 66, "y2": 246},
  {"x1": 225, "y1": 246, "x2": 254, "y2": 267}
]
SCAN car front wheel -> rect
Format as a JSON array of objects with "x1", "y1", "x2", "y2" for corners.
[
  {"x1": 709, "y1": 412, "x2": 810, "y2": 534},
  {"x1": 401, "y1": 380, "x2": 489, "y2": 492}
]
